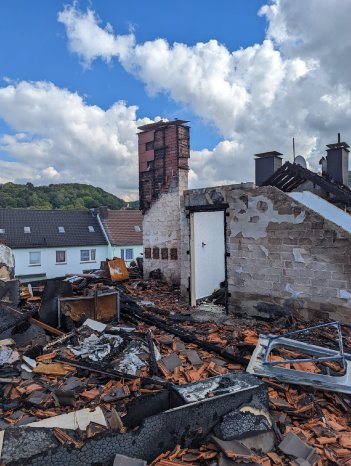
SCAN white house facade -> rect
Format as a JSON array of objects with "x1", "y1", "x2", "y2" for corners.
[
  {"x1": 13, "y1": 245, "x2": 107, "y2": 281},
  {"x1": 0, "y1": 208, "x2": 109, "y2": 282}
]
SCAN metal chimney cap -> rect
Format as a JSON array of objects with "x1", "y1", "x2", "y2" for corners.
[
  {"x1": 254, "y1": 151, "x2": 283, "y2": 159},
  {"x1": 326, "y1": 142, "x2": 350, "y2": 151}
]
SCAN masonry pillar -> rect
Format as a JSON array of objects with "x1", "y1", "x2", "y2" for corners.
[{"x1": 138, "y1": 120, "x2": 190, "y2": 284}]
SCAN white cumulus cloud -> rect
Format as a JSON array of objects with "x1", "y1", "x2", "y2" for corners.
[
  {"x1": 0, "y1": 81, "x2": 152, "y2": 197},
  {"x1": 57, "y1": 2, "x2": 351, "y2": 188},
  {"x1": 2, "y1": 1, "x2": 351, "y2": 196}
]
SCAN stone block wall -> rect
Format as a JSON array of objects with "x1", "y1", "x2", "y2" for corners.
[
  {"x1": 181, "y1": 184, "x2": 351, "y2": 322},
  {"x1": 143, "y1": 190, "x2": 182, "y2": 283}
]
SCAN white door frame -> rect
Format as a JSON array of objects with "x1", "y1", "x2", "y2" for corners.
[{"x1": 189, "y1": 209, "x2": 227, "y2": 307}]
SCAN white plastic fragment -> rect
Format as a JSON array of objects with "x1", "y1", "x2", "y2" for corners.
[
  {"x1": 22, "y1": 355, "x2": 37, "y2": 368},
  {"x1": 292, "y1": 248, "x2": 305, "y2": 263},
  {"x1": 339, "y1": 289, "x2": 351, "y2": 300},
  {"x1": 83, "y1": 318, "x2": 107, "y2": 332},
  {"x1": 26, "y1": 407, "x2": 107, "y2": 430}
]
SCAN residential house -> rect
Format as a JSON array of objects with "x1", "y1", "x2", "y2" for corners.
[
  {"x1": 97, "y1": 208, "x2": 143, "y2": 266},
  {"x1": 0, "y1": 209, "x2": 108, "y2": 281},
  {"x1": 138, "y1": 121, "x2": 351, "y2": 324}
]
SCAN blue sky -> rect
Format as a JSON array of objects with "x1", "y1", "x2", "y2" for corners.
[
  {"x1": 0, "y1": 0, "x2": 266, "y2": 149},
  {"x1": 0, "y1": 1, "x2": 350, "y2": 198}
]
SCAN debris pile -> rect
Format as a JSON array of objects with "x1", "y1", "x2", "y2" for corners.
[{"x1": 0, "y1": 273, "x2": 351, "y2": 465}]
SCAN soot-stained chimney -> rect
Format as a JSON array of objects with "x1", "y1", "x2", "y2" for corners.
[{"x1": 138, "y1": 120, "x2": 190, "y2": 212}]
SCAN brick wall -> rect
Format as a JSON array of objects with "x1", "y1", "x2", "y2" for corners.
[
  {"x1": 181, "y1": 184, "x2": 351, "y2": 322},
  {"x1": 138, "y1": 121, "x2": 190, "y2": 283},
  {"x1": 138, "y1": 121, "x2": 190, "y2": 213}
]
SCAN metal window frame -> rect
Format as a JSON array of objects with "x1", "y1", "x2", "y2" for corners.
[{"x1": 247, "y1": 321, "x2": 351, "y2": 394}]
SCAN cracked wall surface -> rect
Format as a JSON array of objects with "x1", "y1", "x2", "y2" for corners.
[{"x1": 182, "y1": 185, "x2": 351, "y2": 322}]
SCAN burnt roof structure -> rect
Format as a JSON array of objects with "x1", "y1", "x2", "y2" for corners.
[
  {"x1": 263, "y1": 161, "x2": 351, "y2": 207},
  {"x1": 0, "y1": 209, "x2": 107, "y2": 249},
  {"x1": 137, "y1": 119, "x2": 190, "y2": 132}
]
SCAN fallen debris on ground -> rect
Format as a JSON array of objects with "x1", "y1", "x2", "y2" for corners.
[{"x1": 0, "y1": 272, "x2": 351, "y2": 465}]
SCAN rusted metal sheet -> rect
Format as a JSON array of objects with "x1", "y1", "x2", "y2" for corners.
[
  {"x1": 106, "y1": 258, "x2": 129, "y2": 282},
  {"x1": 59, "y1": 291, "x2": 119, "y2": 323}
]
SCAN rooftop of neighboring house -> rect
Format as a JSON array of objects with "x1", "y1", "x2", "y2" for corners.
[
  {"x1": 99, "y1": 208, "x2": 143, "y2": 246},
  {"x1": 0, "y1": 209, "x2": 108, "y2": 249},
  {"x1": 256, "y1": 136, "x2": 351, "y2": 208}
]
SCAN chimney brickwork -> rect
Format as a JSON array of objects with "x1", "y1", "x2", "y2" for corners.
[
  {"x1": 138, "y1": 120, "x2": 190, "y2": 213},
  {"x1": 138, "y1": 120, "x2": 190, "y2": 284}
]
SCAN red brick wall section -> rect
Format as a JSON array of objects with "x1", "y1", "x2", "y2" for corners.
[{"x1": 138, "y1": 122, "x2": 190, "y2": 212}]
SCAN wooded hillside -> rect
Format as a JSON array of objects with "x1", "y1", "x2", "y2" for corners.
[{"x1": 0, "y1": 182, "x2": 139, "y2": 210}]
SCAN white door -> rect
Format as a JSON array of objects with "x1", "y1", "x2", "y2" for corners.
[{"x1": 190, "y1": 211, "x2": 225, "y2": 305}]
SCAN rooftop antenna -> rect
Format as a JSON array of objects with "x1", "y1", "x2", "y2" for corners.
[{"x1": 293, "y1": 137, "x2": 296, "y2": 162}]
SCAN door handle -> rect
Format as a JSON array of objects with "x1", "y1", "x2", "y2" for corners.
[{"x1": 202, "y1": 242, "x2": 206, "y2": 247}]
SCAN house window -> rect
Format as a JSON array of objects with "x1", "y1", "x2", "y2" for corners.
[
  {"x1": 0, "y1": 228, "x2": 4, "y2": 234},
  {"x1": 58, "y1": 226, "x2": 65, "y2": 233},
  {"x1": 24, "y1": 227, "x2": 31, "y2": 234},
  {"x1": 29, "y1": 251, "x2": 41, "y2": 266},
  {"x1": 88, "y1": 226, "x2": 95, "y2": 232},
  {"x1": 80, "y1": 249, "x2": 96, "y2": 262},
  {"x1": 145, "y1": 141, "x2": 154, "y2": 151},
  {"x1": 56, "y1": 251, "x2": 66, "y2": 263},
  {"x1": 121, "y1": 248, "x2": 133, "y2": 260}
]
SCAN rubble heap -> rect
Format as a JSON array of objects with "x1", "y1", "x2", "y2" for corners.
[{"x1": 0, "y1": 271, "x2": 351, "y2": 465}]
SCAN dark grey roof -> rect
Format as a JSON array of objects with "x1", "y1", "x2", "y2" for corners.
[{"x1": 0, "y1": 209, "x2": 108, "y2": 249}]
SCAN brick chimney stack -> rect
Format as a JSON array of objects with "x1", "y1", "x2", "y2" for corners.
[
  {"x1": 137, "y1": 119, "x2": 190, "y2": 284},
  {"x1": 138, "y1": 120, "x2": 190, "y2": 212}
]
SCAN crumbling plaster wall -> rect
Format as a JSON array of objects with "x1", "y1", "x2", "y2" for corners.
[
  {"x1": 143, "y1": 191, "x2": 181, "y2": 283},
  {"x1": 181, "y1": 185, "x2": 351, "y2": 322},
  {"x1": 143, "y1": 172, "x2": 188, "y2": 284}
]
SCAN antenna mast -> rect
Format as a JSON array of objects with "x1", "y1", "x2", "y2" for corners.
[{"x1": 293, "y1": 137, "x2": 296, "y2": 162}]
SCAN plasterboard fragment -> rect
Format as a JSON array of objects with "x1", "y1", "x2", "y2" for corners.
[
  {"x1": 339, "y1": 289, "x2": 351, "y2": 300},
  {"x1": 27, "y1": 407, "x2": 107, "y2": 430},
  {"x1": 285, "y1": 284, "x2": 304, "y2": 298},
  {"x1": 293, "y1": 248, "x2": 304, "y2": 263}
]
